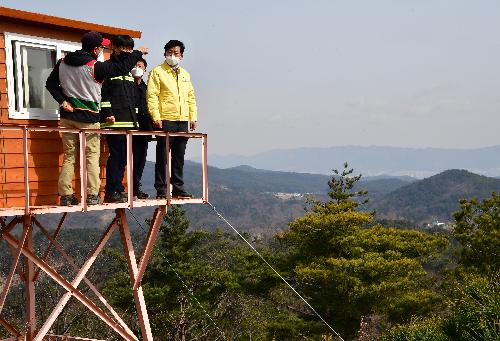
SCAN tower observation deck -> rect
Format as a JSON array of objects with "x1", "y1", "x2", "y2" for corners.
[{"x1": 0, "y1": 126, "x2": 208, "y2": 341}]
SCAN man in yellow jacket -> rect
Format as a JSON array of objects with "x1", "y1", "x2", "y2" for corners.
[{"x1": 147, "y1": 40, "x2": 197, "y2": 199}]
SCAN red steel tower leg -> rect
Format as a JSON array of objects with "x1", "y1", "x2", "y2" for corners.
[
  {"x1": 134, "y1": 206, "x2": 167, "y2": 290},
  {"x1": 24, "y1": 215, "x2": 36, "y2": 341},
  {"x1": 117, "y1": 208, "x2": 154, "y2": 341}
]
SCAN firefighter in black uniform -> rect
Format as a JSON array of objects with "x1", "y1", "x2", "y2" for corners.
[{"x1": 100, "y1": 35, "x2": 142, "y2": 203}]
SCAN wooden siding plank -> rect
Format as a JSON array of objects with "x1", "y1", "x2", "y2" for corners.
[
  {"x1": 1, "y1": 139, "x2": 63, "y2": 153},
  {"x1": 4, "y1": 167, "x2": 62, "y2": 182},
  {"x1": 0, "y1": 63, "x2": 5, "y2": 79},
  {"x1": 0, "y1": 78, "x2": 6, "y2": 94},
  {"x1": 2, "y1": 195, "x2": 61, "y2": 207},
  {"x1": 0, "y1": 34, "x2": 4, "y2": 48},
  {"x1": 0, "y1": 153, "x2": 63, "y2": 168},
  {"x1": 1, "y1": 187, "x2": 59, "y2": 198},
  {"x1": 0, "y1": 130, "x2": 61, "y2": 139},
  {"x1": 1, "y1": 181, "x2": 62, "y2": 191},
  {"x1": 0, "y1": 92, "x2": 7, "y2": 108}
]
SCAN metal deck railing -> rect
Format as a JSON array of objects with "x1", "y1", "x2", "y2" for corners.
[{"x1": 0, "y1": 125, "x2": 208, "y2": 216}]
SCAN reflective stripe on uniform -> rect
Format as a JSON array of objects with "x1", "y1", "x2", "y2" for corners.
[
  {"x1": 109, "y1": 75, "x2": 135, "y2": 82},
  {"x1": 100, "y1": 121, "x2": 136, "y2": 128}
]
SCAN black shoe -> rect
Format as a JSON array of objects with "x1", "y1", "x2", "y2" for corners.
[
  {"x1": 104, "y1": 192, "x2": 127, "y2": 203},
  {"x1": 86, "y1": 194, "x2": 102, "y2": 205},
  {"x1": 60, "y1": 195, "x2": 78, "y2": 206},
  {"x1": 172, "y1": 190, "x2": 192, "y2": 199},
  {"x1": 156, "y1": 191, "x2": 168, "y2": 199},
  {"x1": 134, "y1": 190, "x2": 149, "y2": 200}
]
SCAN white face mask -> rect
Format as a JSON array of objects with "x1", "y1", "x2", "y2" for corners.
[
  {"x1": 165, "y1": 55, "x2": 181, "y2": 67},
  {"x1": 97, "y1": 49, "x2": 104, "y2": 62},
  {"x1": 131, "y1": 67, "x2": 144, "y2": 78}
]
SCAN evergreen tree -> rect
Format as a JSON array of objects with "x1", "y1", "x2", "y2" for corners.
[
  {"x1": 278, "y1": 164, "x2": 447, "y2": 338},
  {"x1": 453, "y1": 193, "x2": 500, "y2": 273},
  {"x1": 384, "y1": 193, "x2": 500, "y2": 340}
]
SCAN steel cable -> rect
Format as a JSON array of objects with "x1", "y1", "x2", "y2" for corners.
[{"x1": 206, "y1": 201, "x2": 345, "y2": 341}]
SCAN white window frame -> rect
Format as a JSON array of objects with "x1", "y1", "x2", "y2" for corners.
[{"x1": 4, "y1": 32, "x2": 81, "y2": 120}]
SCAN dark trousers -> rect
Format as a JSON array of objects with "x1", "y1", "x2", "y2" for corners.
[
  {"x1": 132, "y1": 135, "x2": 149, "y2": 194},
  {"x1": 155, "y1": 120, "x2": 189, "y2": 194},
  {"x1": 105, "y1": 134, "x2": 126, "y2": 195}
]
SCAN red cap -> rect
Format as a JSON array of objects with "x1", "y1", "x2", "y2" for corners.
[{"x1": 81, "y1": 31, "x2": 110, "y2": 51}]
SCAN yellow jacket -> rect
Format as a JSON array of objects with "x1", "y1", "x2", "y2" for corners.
[{"x1": 146, "y1": 63, "x2": 197, "y2": 122}]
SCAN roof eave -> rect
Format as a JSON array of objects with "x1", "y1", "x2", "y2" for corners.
[{"x1": 0, "y1": 6, "x2": 142, "y2": 38}]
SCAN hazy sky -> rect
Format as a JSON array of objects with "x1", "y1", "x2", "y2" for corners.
[{"x1": 2, "y1": 0, "x2": 500, "y2": 156}]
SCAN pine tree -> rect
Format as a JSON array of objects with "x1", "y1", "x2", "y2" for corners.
[{"x1": 278, "y1": 164, "x2": 447, "y2": 338}]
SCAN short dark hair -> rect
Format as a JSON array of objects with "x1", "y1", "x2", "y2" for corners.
[
  {"x1": 111, "y1": 35, "x2": 134, "y2": 49},
  {"x1": 138, "y1": 57, "x2": 147, "y2": 68},
  {"x1": 164, "y1": 40, "x2": 185, "y2": 54}
]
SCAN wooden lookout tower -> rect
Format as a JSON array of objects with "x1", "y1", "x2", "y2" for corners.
[{"x1": 0, "y1": 7, "x2": 208, "y2": 340}]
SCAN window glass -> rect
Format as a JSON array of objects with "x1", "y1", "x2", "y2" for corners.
[
  {"x1": 21, "y1": 45, "x2": 58, "y2": 110},
  {"x1": 11, "y1": 41, "x2": 20, "y2": 111},
  {"x1": 5, "y1": 33, "x2": 80, "y2": 120}
]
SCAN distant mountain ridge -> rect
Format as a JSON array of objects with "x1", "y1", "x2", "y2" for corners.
[
  {"x1": 181, "y1": 163, "x2": 500, "y2": 227},
  {"x1": 49, "y1": 162, "x2": 500, "y2": 232},
  {"x1": 199, "y1": 145, "x2": 500, "y2": 178},
  {"x1": 368, "y1": 169, "x2": 500, "y2": 223}
]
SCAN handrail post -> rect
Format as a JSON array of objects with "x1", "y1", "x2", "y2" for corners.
[
  {"x1": 22, "y1": 126, "x2": 30, "y2": 214},
  {"x1": 202, "y1": 135, "x2": 208, "y2": 203},
  {"x1": 166, "y1": 132, "x2": 171, "y2": 202},
  {"x1": 127, "y1": 131, "x2": 133, "y2": 208},
  {"x1": 79, "y1": 130, "x2": 87, "y2": 211}
]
